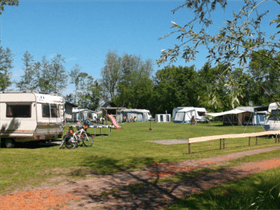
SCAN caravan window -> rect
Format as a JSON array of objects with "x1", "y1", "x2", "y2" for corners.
[
  {"x1": 50, "y1": 104, "x2": 59, "y2": 118},
  {"x1": 6, "y1": 104, "x2": 31, "y2": 118},
  {"x1": 42, "y1": 104, "x2": 50, "y2": 117},
  {"x1": 270, "y1": 110, "x2": 280, "y2": 121},
  {"x1": 42, "y1": 104, "x2": 60, "y2": 118},
  {"x1": 197, "y1": 111, "x2": 205, "y2": 116}
]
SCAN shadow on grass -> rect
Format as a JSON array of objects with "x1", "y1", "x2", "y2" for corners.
[
  {"x1": 71, "y1": 155, "x2": 280, "y2": 209},
  {"x1": 12, "y1": 141, "x2": 61, "y2": 149},
  {"x1": 166, "y1": 170, "x2": 280, "y2": 210}
]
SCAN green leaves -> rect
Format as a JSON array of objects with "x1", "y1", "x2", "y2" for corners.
[
  {"x1": 0, "y1": 0, "x2": 19, "y2": 15},
  {"x1": 0, "y1": 46, "x2": 13, "y2": 91}
]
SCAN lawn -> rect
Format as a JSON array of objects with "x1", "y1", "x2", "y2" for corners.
[{"x1": 0, "y1": 121, "x2": 279, "y2": 195}]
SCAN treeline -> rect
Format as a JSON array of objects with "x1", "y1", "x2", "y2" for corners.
[
  {"x1": 102, "y1": 50, "x2": 280, "y2": 115},
  {"x1": 0, "y1": 48, "x2": 279, "y2": 114}
]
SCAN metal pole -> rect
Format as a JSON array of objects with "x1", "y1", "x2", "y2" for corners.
[{"x1": 249, "y1": 137, "x2": 251, "y2": 146}]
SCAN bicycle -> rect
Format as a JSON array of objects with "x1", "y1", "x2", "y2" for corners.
[{"x1": 59, "y1": 124, "x2": 94, "y2": 149}]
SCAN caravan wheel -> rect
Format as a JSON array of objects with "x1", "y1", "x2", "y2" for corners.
[{"x1": 5, "y1": 139, "x2": 15, "y2": 148}]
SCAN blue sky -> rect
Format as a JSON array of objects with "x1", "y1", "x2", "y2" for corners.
[{"x1": 1, "y1": 0, "x2": 279, "y2": 96}]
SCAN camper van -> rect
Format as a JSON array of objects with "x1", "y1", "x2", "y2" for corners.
[
  {"x1": 0, "y1": 92, "x2": 65, "y2": 148},
  {"x1": 173, "y1": 107, "x2": 207, "y2": 123},
  {"x1": 264, "y1": 102, "x2": 280, "y2": 131}
]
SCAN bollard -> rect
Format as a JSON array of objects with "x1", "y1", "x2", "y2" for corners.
[
  {"x1": 188, "y1": 143, "x2": 191, "y2": 154},
  {"x1": 256, "y1": 136, "x2": 258, "y2": 145},
  {"x1": 223, "y1": 138, "x2": 225, "y2": 149},
  {"x1": 220, "y1": 139, "x2": 222, "y2": 150}
]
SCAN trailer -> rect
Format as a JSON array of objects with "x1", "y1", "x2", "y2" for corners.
[
  {"x1": 264, "y1": 102, "x2": 280, "y2": 131},
  {"x1": 0, "y1": 92, "x2": 65, "y2": 148},
  {"x1": 173, "y1": 107, "x2": 207, "y2": 123}
]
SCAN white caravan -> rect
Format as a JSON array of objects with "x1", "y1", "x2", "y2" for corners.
[
  {"x1": 173, "y1": 107, "x2": 207, "y2": 123},
  {"x1": 264, "y1": 102, "x2": 280, "y2": 131},
  {"x1": 0, "y1": 92, "x2": 65, "y2": 148}
]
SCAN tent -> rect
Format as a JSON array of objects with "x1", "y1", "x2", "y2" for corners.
[
  {"x1": 173, "y1": 107, "x2": 207, "y2": 124},
  {"x1": 71, "y1": 108, "x2": 97, "y2": 122},
  {"x1": 207, "y1": 107, "x2": 268, "y2": 126},
  {"x1": 116, "y1": 109, "x2": 152, "y2": 122},
  {"x1": 155, "y1": 114, "x2": 171, "y2": 123}
]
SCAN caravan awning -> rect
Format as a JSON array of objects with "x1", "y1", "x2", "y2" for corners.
[{"x1": 207, "y1": 109, "x2": 253, "y2": 117}]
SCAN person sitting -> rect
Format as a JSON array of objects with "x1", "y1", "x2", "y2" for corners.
[
  {"x1": 83, "y1": 118, "x2": 91, "y2": 133},
  {"x1": 76, "y1": 120, "x2": 81, "y2": 130},
  {"x1": 122, "y1": 116, "x2": 127, "y2": 123}
]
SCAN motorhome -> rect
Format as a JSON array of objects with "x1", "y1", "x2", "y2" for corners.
[
  {"x1": 264, "y1": 102, "x2": 280, "y2": 131},
  {"x1": 173, "y1": 107, "x2": 207, "y2": 123},
  {"x1": 0, "y1": 92, "x2": 65, "y2": 148}
]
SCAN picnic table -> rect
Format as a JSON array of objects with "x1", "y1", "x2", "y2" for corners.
[{"x1": 89, "y1": 124, "x2": 115, "y2": 136}]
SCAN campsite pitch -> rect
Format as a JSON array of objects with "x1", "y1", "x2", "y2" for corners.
[{"x1": 1, "y1": 146, "x2": 280, "y2": 210}]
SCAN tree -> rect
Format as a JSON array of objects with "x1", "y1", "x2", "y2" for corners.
[
  {"x1": 65, "y1": 93, "x2": 75, "y2": 104},
  {"x1": 0, "y1": 46, "x2": 13, "y2": 91},
  {"x1": 16, "y1": 51, "x2": 36, "y2": 91},
  {"x1": 35, "y1": 56, "x2": 54, "y2": 94},
  {"x1": 248, "y1": 50, "x2": 280, "y2": 104},
  {"x1": 69, "y1": 64, "x2": 83, "y2": 104},
  {"x1": 49, "y1": 54, "x2": 68, "y2": 94},
  {"x1": 79, "y1": 76, "x2": 102, "y2": 110},
  {"x1": 0, "y1": 0, "x2": 19, "y2": 15},
  {"x1": 113, "y1": 53, "x2": 154, "y2": 108},
  {"x1": 158, "y1": 0, "x2": 280, "y2": 106},
  {"x1": 100, "y1": 50, "x2": 121, "y2": 102},
  {"x1": 153, "y1": 65, "x2": 199, "y2": 114}
]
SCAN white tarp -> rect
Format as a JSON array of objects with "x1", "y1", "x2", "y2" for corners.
[{"x1": 207, "y1": 109, "x2": 252, "y2": 117}]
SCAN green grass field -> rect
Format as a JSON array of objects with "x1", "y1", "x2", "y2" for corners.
[{"x1": 0, "y1": 121, "x2": 280, "y2": 209}]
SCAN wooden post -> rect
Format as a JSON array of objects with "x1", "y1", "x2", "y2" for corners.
[
  {"x1": 256, "y1": 136, "x2": 258, "y2": 145},
  {"x1": 223, "y1": 138, "x2": 225, "y2": 149},
  {"x1": 249, "y1": 137, "x2": 251, "y2": 146},
  {"x1": 220, "y1": 139, "x2": 222, "y2": 150},
  {"x1": 278, "y1": 134, "x2": 280, "y2": 143},
  {"x1": 188, "y1": 143, "x2": 191, "y2": 154},
  {"x1": 275, "y1": 135, "x2": 277, "y2": 143}
]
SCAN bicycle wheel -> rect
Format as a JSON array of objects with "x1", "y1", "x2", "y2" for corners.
[
  {"x1": 59, "y1": 135, "x2": 66, "y2": 149},
  {"x1": 82, "y1": 131, "x2": 94, "y2": 147},
  {"x1": 64, "y1": 135, "x2": 77, "y2": 149}
]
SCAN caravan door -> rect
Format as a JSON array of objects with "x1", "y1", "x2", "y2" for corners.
[{"x1": 36, "y1": 103, "x2": 63, "y2": 139}]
